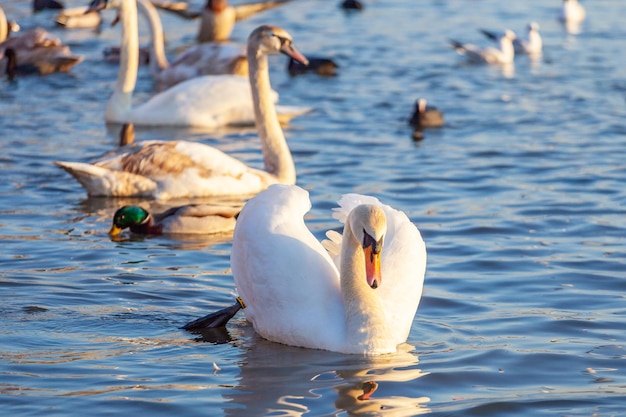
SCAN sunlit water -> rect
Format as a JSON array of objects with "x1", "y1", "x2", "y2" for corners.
[{"x1": 1, "y1": 0, "x2": 625, "y2": 415}]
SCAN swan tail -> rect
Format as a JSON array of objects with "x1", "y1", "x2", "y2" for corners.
[
  {"x1": 275, "y1": 105, "x2": 313, "y2": 125},
  {"x1": 181, "y1": 302, "x2": 242, "y2": 331},
  {"x1": 54, "y1": 161, "x2": 157, "y2": 197}
]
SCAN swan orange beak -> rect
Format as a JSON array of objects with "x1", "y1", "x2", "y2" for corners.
[
  {"x1": 364, "y1": 245, "x2": 382, "y2": 289},
  {"x1": 281, "y1": 43, "x2": 309, "y2": 66}
]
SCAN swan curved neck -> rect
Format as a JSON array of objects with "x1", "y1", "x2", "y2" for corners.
[
  {"x1": 108, "y1": 0, "x2": 139, "y2": 122},
  {"x1": 136, "y1": 0, "x2": 169, "y2": 76},
  {"x1": 247, "y1": 43, "x2": 295, "y2": 184},
  {"x1": 340, "y1": 220, "x2": 390, "y2": 350}
]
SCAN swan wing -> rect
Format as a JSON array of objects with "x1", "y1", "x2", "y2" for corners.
[
  {"x1": 59, "y1": 140, "x2": 267, "y2": 198},
  {"x1": 234, "y1": 0, "x2": 294, "y2": 21},
  {"x1": 327, "y1": 193, "x2": 426, "y2": 345},
  {"x1": 231, "y1": 184, "x2": 346, "y2": 350}
]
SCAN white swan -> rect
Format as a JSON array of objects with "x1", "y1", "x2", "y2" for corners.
[
  {"x1": 136, "y1": 0, "x2": 248, "y2": 87},
  {"x1": 54, "y1": 25, "x2": 307, "y2": 199},
  {"x1": 449, "y1": 29, "x2": 516, "y2": 65},
  {"x1": 151, "y1": 0, "x2": 294, "y2": 43},
  {"x1": 90, "y1": 0, "x2": 307, "y2": 128},
  {"x1": 225, "y1": 184, "x2": 426, "y2": 355}
]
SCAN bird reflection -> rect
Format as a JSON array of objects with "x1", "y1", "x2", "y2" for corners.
[{"x1": 210, "y1": 327, "x2": 430, "y2": 416}]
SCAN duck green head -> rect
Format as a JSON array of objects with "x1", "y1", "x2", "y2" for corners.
[{"x1": 109, "y1": 206, "x2": 149, "y2": 236}]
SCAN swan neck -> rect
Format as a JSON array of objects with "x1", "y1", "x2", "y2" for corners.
[
  {"x1": 340, "y1": 221, "x2": 389, "y2": 350},
  {"x1": 108, "y1": 0, "x2": 139, "y2": 121},
  {"x1": 136, "y1": 0, "x2": 169, "y2": 75},
  {"x1": 0, "y1": 8, "x2": 7, "y2": 43},
  {"x1": 247, "y1": 43, "x2": 295, "y2": 184}
]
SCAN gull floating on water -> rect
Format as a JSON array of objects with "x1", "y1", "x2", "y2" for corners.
[
  {"x1": 449, "y1": 29, "x2": 516, "y2": 65},
  {"x1": 559, "y1": 0, "x2": 586, "y2": 24},
  {"x1": 559, "y1": 0, "x2": 585, "y2": 34},
  {"x1": 480, "y1": 22, "x2": 542, "y2": 56}
]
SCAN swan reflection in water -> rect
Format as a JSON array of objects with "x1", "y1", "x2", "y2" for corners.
[{"x1": 196, "y1": 324, "x2": 430, "y2": 416}]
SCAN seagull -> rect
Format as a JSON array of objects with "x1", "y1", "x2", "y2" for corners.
[
  {"x1": 559, "y1": 0, "x2": 586, "y2": 24},
  {"x1": 449, "y1": 29, "x2": 516, "y2": 65},
  {"x1": 480, "y1": 22, "x2": 542, "y2": 56}
]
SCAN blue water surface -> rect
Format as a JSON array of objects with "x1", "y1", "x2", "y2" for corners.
[{"x1": 1, "y1": 0, "x2": 625, "y2": 415}]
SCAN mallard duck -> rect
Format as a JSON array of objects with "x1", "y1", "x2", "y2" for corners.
[
  {"x1": 54, "y1": 25, "x2": 308, "y2": 199},
  {"x1": 183, "y1": 184, "x2": 427, "y2": 355},
  {"x1": 0, "y1": 26, "x2": 83, "y2": 75},
  {"x1": 79, "y1": 0, "x2": 307, "y2": 128},
  {"x1": 449, "y1": 30, "x2": 516, "y2": 65},
  {"x1": 109, "y1": 204, "x2": 239, "y2": 235},
  {"x1": 287, "y1": 56, "x2": 338, "y2": 76},
  {"x1": 151, "y1": 0, "x2": 294, "y2": 43}
]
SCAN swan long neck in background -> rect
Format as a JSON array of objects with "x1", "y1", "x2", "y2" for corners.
[
  {"x1": 0, "y1": 7, "x2": 7, "y2": 43},
  {"x1": 339, "y1": 216, "x2": 389, "y2": 351},
  {"x1": 247, "y1": 38, "x2": 296, "y2": 185},
  {"x1": 136, "y1": 0, "x2": 168, "y2": 77},
  {"x1": 107, "y1": 0, "x2": 139, "y2": 122}
]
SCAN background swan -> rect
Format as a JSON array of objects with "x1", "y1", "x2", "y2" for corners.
[
  {"x1": 222, "y1": 184, "x2": 427, "y2": 355},
  {"x1": 93, "y1": 0, "x2": 308, "y2": 127},
  {"x1": 151, "y1": 0, "x2": 294, "y2": 43},
  {"x1": 136, "y1": 0, "x2": 248, "y2": 87},
  {"x1": 0, "y1": 26, "x2": 83, "y2": 74},
  {"x1": 54, "y1": 25, "x2": 308, "y2": 199}
]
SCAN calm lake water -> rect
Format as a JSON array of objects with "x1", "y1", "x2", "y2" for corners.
[{"x1": 1, "y1": 0, "x2": 625, "y2": 415}]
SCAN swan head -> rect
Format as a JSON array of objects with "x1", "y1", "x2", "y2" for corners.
[
  {"x1": 249, "y1": 25, "x2": 309, "y2": 66},
  {"x1": 349, "y1": 205, "x2": 387, "y2": 289},
  {"x1": 109, "y1": 205, "x2": 149, "y2": 236}
]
